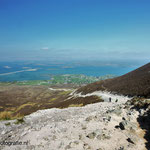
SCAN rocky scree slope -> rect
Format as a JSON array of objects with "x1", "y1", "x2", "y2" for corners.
[{"x1": 0, "y1": 98, "x2": 147, "y2": 150}]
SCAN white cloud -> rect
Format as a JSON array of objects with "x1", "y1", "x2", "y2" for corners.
[
  {"x1": 3, "y1": 66, "x2": 11, "y2": 69},
  {"x1": 41, "y1": 47, "x2": 49, "y2": 50}
]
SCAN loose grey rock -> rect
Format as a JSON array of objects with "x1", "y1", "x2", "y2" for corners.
[
  {"x1": 65, "y1": 144, "x2": 71, "y2": 150},
  {"x1": 127, "y1": 138, "x2": 135, "y2": 144},
  {"x1": 97, "y1": 133, "x2": 111, "y2": 140},
  {"x1": 0, "y1": 94, "x2": 146, "y2": 150},
  {"x1": 83, "y1": 143, "x2": 91, "y2": 149},
  {"x1": 79, "y1": 134, "x2": 82, "y2": 140},
  {"x1": 117, "y1": 146, "x2": 124, "y2": 150},
  {"x1": 86, "y1": 132, "x2": 96, "y2": 139},
  {"x1": 119, "y1": 121, "x2": 128, "y2": 130},
  {"x1": 103, "y1": 116, "x2": 111, "y2": 122},
  {"x1": 85, "y1": 116, "x2": 93, "y2": 122},
  {"x1": 113, "y1": 108, "x2": 122, "y2": 116}
]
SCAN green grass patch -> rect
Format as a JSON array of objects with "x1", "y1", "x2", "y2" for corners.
[
  {"x1": 68, "y1": 103, "x2": 83, "y2": 107},
  {"x1": 15, "y1": 117, "x2": 25, "y2": 124},
  {"x1": 59, "y1": 90, "x2": 72, "y2": 95},
  {"x1": 0, "y1": 111, "x2": 13, "y2": 120},
  {"x1": 49, "y1": 98, "x2": 57, "y2": 102},
  {"x1": 5, "y1": 122, "x2": 11, "y2": 126},
  {"x1": 15, "y1": 102, "x2": 36, "y2": 112}
]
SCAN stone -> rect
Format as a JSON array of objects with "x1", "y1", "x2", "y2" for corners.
[
  {"x1": 73, "y1": 141, "x2": 79, "y2": 145},
  {"x1": 65, "y1": 145, "x2": 71, "y2": 149},
  {"x1": 83, "y1": 143, "x2": 91, "y2": 149},
  {"x1": 86, "y1": 132, "x2": 96, "y2": 139},
  {"x1": 79, "y1": 134, "x2": 82, "y2": 140},
  {"x1": 127, "y1": 138, "x2": 135, "y2": 144},
  {"x1": 69, "y1": 141, "x2": 79, "y2": 147},
  {"x1": 95, "y1": 129, "x2": 101, "y2": 135},
  {"x1": 81, "y1": 124, "x2": 87, "y2": 130},
  {"x1": 119, "y1": 121, "x2": 127, "y2": 130},
  {"x1": 107, "y1": 116, "x2": 111, "y2": 121},
  {"x1": 57, "y1": 141, "x2": 64, "y2": 149},
  {"x1": 103, "y1": 116, "x2": 111, "y2": 122},
  {"x1": 97, "y1": 133, "x2": 111, "y2": 140},
  {"x1": 85, "y1": 116, "x2": 93, "y2": 121},
  {"x1": 122, "y1": 117, "x2": 126, "y2": 120},
  {"x1": 116, "y1": 146, "x2": 124, "y2": 150},
  {"x1": 97, "y1": 134, "x2": 102, "y2": 140},
  {"x1": 113, "y1": 108, "x2": 122, "y2": 116},
  {"x1": 1, "y1": 130, "x2": 5, "y2": 135}
]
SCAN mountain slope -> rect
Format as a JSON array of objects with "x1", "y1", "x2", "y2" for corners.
[
  {"x1": 77, "y1": 63, "x2": 150, "y2": 98},
  {"x1": 0, "y1": 99, "x2": 146, "y2": 150}
]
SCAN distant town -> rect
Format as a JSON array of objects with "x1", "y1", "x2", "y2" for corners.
[{"x1": 0, "y1": 74, "x2": 116, "y2": 86}]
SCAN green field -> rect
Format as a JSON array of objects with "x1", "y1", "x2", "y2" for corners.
[{"x1": 0, "y1": 74, "x2": 116, "y2": 86}]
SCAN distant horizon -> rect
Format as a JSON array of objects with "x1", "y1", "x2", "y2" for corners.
[{"x1": 0, "y1": 59, "x2": 149, "y2": 68}]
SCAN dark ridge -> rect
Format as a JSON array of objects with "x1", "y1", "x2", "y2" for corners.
[
  {"x1": 137, "y1": 109, "x2": 150, "y2": 150},
  {"x1": 77, "y1": 63, "x2": 150, "y2": 98},
  {"x1": 130, "y1": 98, "x2": 150, "y2": 150}
]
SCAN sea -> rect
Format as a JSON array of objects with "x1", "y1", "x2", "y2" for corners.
[{"x1": 0, "y1": 61, "x2": 138, "y2": 82}]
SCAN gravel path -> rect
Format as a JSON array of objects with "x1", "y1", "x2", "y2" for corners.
[{"x1": 70, "y1": 90, "x2": 131, "y2": 103}]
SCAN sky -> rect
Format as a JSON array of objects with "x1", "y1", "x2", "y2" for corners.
[{"x1": 0, "y1": 0, "x2": 150, "y2": 65}]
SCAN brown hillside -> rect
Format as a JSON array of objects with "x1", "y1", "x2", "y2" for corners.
[
  {"x1": 0, "y1": 85, "x2": 103, "y2": 118},
  {"x1": 77, "y1": 63, "x2": 150, "y2": 98}
]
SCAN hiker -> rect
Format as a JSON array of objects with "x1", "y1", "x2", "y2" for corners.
[{"x1": 109, "y1": 97, "x2": 111, "y2": 102}]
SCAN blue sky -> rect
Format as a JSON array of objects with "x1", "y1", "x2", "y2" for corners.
[{"x1": 0, "y1": 0, "x2": 150, "y2": 65}]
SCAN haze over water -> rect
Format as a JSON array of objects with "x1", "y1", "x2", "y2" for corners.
[{"x1": 0, "y1": 0, "x2": 150, "y2": 81}]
